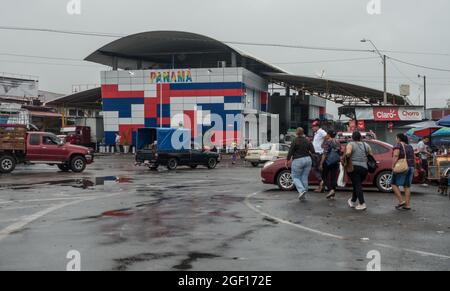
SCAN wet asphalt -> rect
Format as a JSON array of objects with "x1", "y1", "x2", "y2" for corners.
[{"x1": 0, "y1": 155, "x2": 449, "y2": 271}]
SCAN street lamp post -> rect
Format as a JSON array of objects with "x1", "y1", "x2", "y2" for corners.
[{"x1": 361, "y1": 39, "x2": 388, "y2": 105}]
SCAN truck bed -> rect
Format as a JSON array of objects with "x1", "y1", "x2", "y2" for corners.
[{"x1": 0, "y1": 125, "x2": 27, "y2": 151}]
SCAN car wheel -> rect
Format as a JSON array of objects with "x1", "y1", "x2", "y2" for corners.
[
  {"x1": 0, "y1": 155, "x2": 16, "y2": 174},
  {"x1": 207, "y1": 158, "x2": 217, "y2": 169},
  {"x1": 277, "y1": 170, "x2": 295, "y2": 191},
  {"x1": 58, "y1": 164, "x2": 71, "y2": 172},
  {"x1": 167, "y1": 158, "x2": 178, "y2": 170},
  {"x1": 251, "y1": 162, "x2": 259, "y2": 167},
  {"x1": 376, "y1": 171, "x2": 393, "y2": 193},
  {"x1": 190, "y1": 165, "x2": 198, "y2": 169},
  {"x1": 70, "y1": 156, "x2": 87, "y2": 173}
]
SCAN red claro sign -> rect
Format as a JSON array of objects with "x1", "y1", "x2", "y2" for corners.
[{"x1": 373, "y1": 107, "x2": 422, "y2": 121}]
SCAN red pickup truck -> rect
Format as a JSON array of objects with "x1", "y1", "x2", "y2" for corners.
[{"x1": 0, "y1": 125, "x2": 93, "y2": 174}]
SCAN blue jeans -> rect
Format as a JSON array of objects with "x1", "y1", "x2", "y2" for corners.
[
  {"x1": 291, "y1": 157, "x2": 312, "y2": 194},
  {"x1": 392, "y1": 167, "x2": 415, "y2": 188}
]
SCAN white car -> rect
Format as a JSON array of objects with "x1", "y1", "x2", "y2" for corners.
[{"x1": 245, "y1": 143, "x2": 290, "y2": 167}]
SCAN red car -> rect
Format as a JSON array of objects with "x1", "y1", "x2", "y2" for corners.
[{"x1": 261, "y1": 139, "x2": 425, "y2": 193}]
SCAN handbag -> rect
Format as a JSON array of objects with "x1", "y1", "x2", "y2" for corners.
[
  {"x1": 393, "y1": 143, "x2": 409, "y2": 174},
  {"x1": 363, "y1": 143, "x2": 378, "y2": 173},
  {"x1": 337, "y1": 163, "x2": 346, "y2": 187},
  {"x1": 326, "y1": 141, "x2": 341, "y2": 166}
]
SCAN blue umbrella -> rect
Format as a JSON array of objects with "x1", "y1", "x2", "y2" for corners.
[
  {"x1": 432, "y1": 127, "x2": 450, "y2": 137},
  {"x1": 437, "y1": 115, "x2": 450, "y2": 127}
]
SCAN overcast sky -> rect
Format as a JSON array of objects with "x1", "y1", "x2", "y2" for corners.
[{"x1": 1, "y1": 0, "x2": 449, "y2": 116}]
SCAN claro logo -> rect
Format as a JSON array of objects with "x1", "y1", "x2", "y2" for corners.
[{"x1": 376, "y1": 109, "x2": 397, "y2": 119}]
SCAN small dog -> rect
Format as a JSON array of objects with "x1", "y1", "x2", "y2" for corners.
[
  {"x1": 438, "y1": 177, "x2": 448, "y2": 196},
  {"x1": 438, "y1": 168, "x2": 450, "y2": 197}
]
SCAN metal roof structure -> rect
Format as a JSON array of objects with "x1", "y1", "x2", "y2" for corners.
[
  {"x1": 265, "y1": 73, "x2": 410, "y2": 106},
  {"x1": 83, "y1": 31, "x2": 411, "y2": 107},
  {"x1": 85, "y1": 31, "x2": 285, "y2": 76},
  {"x1": 46, "y1": 87, "x2": 102, "y2": 109}
]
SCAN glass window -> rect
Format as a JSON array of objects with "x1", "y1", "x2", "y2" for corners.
[
  {"x1": 368, "y1": 142, "x2": 390, "y2": 155},
  {"x1": 258, "y1": 144, "x2": 273, "y2": 150},
  {"x1": 42, "y1": 135, "x2": 62, "y2": 146},
  {"x1": 29, "y1": 134, "x2": 40, "y2": 145}
]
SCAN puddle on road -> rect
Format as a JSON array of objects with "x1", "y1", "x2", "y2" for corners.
[
  {"x1": 172, "y1": 252, "x2": 221, "y2": 270},
  {"x1": 0, "y1": 176, "x2": 134, "y2": 190}
]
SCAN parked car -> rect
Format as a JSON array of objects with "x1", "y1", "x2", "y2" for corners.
[
  {"x1": 245, "y1": 143, "x2": 290, "y2": 167},
  {"x1": 135, "y1": 127, "x2": 220, "y2": 170},
  {"x1": 261, "y1": 139, "x2": 426, "y2": 193},
  {"x1": 0, "y1": 124, "x2": 94, "y2": 174}
]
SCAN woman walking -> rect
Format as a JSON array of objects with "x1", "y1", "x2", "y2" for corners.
[
  {"x1": 320, "y1": 130, "x2": 341, "y2": 199},
  {"x1": 286, "y1": 127, "x2": 316, "y2": 201},
  {"x1": 392, "y1": 133, "x2": 416, "y2": 210},
  {"x1": 344, "y1": 131, "x2": 372, "y2": 211}
]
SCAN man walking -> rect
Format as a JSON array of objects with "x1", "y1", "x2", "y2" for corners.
[
  {"x1": 115, "y1": 132, "x2": 122, "y2": 154},
  {"x1": 417, "y1": 137, "x2": 431, "y2": 185},
  {"x1": 311, "y1": 120, "x2": 327, "y2": 192}
]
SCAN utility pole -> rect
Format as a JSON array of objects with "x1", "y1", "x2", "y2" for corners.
[
  {"x1": 361, "y1": 39, "x2": 388, "y2": 105},
  {"x1": 418, "y1": 75, "x2": 427, "y2": 111},
  {"x1": 383, "y1": 55, "x2": 387, "y2": 105}
]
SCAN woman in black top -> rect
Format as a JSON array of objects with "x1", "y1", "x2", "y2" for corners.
[{"x1": 286, "y1": 127, "x2": 316, "y2": 200}]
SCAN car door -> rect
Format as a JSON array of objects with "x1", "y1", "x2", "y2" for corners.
[
  {"x1": 40, "y1": 134, "x2": 68, "y2": 162},
  {"x1": 26, "y1": 133, "x2": 44, "y2": 162}
]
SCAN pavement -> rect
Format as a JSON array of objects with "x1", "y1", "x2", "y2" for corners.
[{"x1": 0, "y1": 155, "x2": 449, "y2": 271}]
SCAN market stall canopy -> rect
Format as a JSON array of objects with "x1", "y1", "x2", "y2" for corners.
[
  {"x1": 437, "y1": 115, "x2": 450, "y2": 127},
  {"x1": 400, "y1": 120, "x2": 438, "y2": 129},
  {"x1": 412, "y1": 126, "x2": 442, "y2": 138},
  {"x1": 432, "y1": 127, "x2": 450, "y2": 137}
]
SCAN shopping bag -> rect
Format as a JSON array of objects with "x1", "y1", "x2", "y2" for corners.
[{"x1": 337, "y1": 163, "x2": 346, "y2": 187}]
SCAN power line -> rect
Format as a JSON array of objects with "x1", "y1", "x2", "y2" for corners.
[
  {"x1": 0, "y1": 59, "x2": 105, "y2": 68},
  {"x1": 1, "y1": 26, "x2": 450, "y2": 57},
  {"x1": 388, "y1": 56, "x2": 450, "y2": 73},
  {"x1": 0, "y1": 52, "x2": 83, "y2": 62},
  {"x1": 271, "y1": 57, "x2": 379, "y2": 65}
]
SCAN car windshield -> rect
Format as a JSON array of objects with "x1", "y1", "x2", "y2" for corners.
[{"x1": 258, "y1": 144, "x2": 273, "y2": 150}]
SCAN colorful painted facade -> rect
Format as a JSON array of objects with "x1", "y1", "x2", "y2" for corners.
[{"x1": 101, "y1": 67, "x2": 269, "y2": 146}]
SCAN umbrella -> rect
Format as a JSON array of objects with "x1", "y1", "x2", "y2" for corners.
[
  {"x1": 432, "y1": 127, "x2": 450, "y2": 137},
  {"x1": 412, "y1": 126, "x2": 442, "y2": 138},
  {"x1": 437, "y1": 115, "x2": 450, "y2": 127},
  {"x1": 401, "y1": 120, "x2": 438, "y2": 129}
]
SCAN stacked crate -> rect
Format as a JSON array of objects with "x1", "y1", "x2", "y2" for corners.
[{"x1": 0, "y1": 125, "x2": 27, "y2": 151}]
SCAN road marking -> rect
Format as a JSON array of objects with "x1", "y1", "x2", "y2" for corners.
[
  {"x1": 0, "y1": 193, "x2": 121, "y2": 242},
  {"x1": 245, "y1": 192, "x2": 344, "y2": 240},
  {"x1": 245, "y1": 191, "x2": 450, "y2": 261},
  {"x1": 0, "y1": 196, "x2": 100, "y2": 205}
]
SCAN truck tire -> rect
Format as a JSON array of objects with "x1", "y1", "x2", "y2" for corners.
[
  {"x1": 0, "y1": 155, "x2": 16, "y2": 174},
  {"x1": 207, "y1": 158, "x2": 217, "y2": 169},
  {"x1": 70, "y1": 156, "x2": 87, "y2": 173},
  {"x1": 58, "y1": 164, "x2": 71, "y2": 172},
  {"x1": 167, "y1": 158, "x2": 178, "y2": 170}
]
